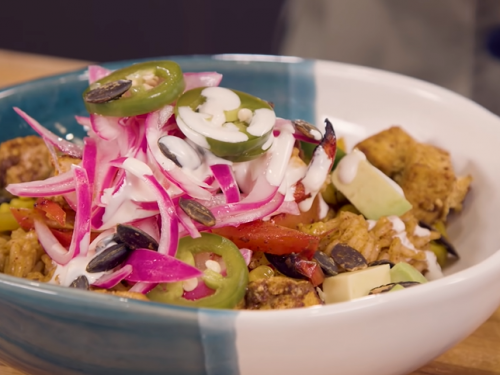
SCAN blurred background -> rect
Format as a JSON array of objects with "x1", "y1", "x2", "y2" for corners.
[{"x1": 1, "y1": 0, "x2": 499, "y2": 114}]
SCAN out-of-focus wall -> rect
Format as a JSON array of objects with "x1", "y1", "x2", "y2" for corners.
[
  {"x1": 280, "y1": 0, "x2": 500, "y2": 115},
  {"x1": 0, "y1": 0, "x2": 286, "y2": 61}
]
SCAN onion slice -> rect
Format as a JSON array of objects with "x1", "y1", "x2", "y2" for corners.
[
  {"x1": 112, "y1": 157, "x2": 179, "y2": 256},
  {"x1": 13, "y1": 107, "x2": 83, "y2": 158},
  {"x1": 88, "y1": 65, "x2": 112, "y2": 84},
  {"x1": 92, "y1": 265, "x2": 133, "y2": 289},
  {"x1": 183, "y1": 72, "x2": 223, "y2": 91},
  {"x1": 123, "y1": 249, "x2": 202, "y2": 283},
  {"x1": 210, "y1": 164, "x2": 240, "y2": 203},
  {"x1": 34, "y1": 165, "x2": 91, "y2": 264},
  {"x1": 6, "y1": 170, "x2": 75, "y2": 197}
]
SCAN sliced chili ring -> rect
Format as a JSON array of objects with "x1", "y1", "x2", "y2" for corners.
[{"x1": 83, "y1": 60, "x2": 185, "y2": 117}]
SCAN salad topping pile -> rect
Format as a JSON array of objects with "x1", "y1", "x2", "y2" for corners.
[{"x1": 0, "y1": 61, "x2": 472, "y2": 309}]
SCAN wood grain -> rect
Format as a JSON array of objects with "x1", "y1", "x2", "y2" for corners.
[{"x1": 0, "y1": 48, "x2": 499, "y2": 375}]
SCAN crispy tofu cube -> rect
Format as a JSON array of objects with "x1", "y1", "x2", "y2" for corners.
[
  {"x1": 245, "y1": 276, "x2": 321, "y2": 310},
  {"x1": 395, "y1": 143, "x2": 456, "y2": 224},
  {"x1": 354, "y1": 126, "x2": 415, "y2": 177}
]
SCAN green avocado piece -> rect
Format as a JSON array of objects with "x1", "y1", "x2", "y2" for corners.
[
  {"x1": 390, "y1": 262, "x2": 428, "y2": 284},
  {"x1": 389, "y1": 284, "x2": 406, "y2": 292},
  {"x1": 331, "y1": 153, "x2": 412, "y2": 220}
]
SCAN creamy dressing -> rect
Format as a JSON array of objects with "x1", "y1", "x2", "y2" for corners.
[
  {"x1": 177, "y1": 87, "x2": 275, "y2": 146},
  {"x1": 413, "y1": 225, "x2": 431, "y2": 237},
  {"x1": 299, "y1": 146, "x2": 331, "y2": 211},
  {"x1": 50, "y1": 255, "x2": 105, "y2": 287},
  {"x1": 279, "y1": 155, "x2": 308, "y2": 201},
  {"x1": 386, "y1": 215, "x2": 443, "y2": 280},
  {"x1": 336, "y1": 149, "x2": 366, "y2": 184},
  {"x1": 178, "y1": 106, "x2": 249, "y2": 143},
  {"x1": 265, "y1": 130, "x2": 295, "y2": 187},
  {"x1": 367, "y1": 219, "x2": 377, "y2": 231},
  {"x1": 158, "y1": 136, "x2": 201, "y2": 170},
  {"x1": 246, "y1": 108, "x2": 276, "y2": 137},
  {"x1": 317, "y1": 193, "x2": 330, "y2": 219},
  {"x1": 424, "y1": 251, "x2": 444, "y2": 280}
]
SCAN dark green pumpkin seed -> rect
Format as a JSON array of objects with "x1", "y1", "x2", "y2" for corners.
[
  {"x1": 86, "y1": 243, "x2": 129, "y2": 273},
  {"x1": 116, "y1": 224, "x2": 159, "y2": 251},
  {"x1": 313, "y1": 251, "x2": 339, "y2": 276},
  {"x1": 69, "y1": 275, "x2": 90, "y2": 290},
  {"x1": 158, "y1": 137, "x2": 182, "y2": 167},
  {"x1": 369, "y1": 281, "x2": 421, "y2": 295},
  {"x1": 330, "y1": 243, "x2": 368, "y2": 272},
  {"x1": 179, "y1": 197, "x2": 216, "y2": 227},
  {"x1": 293, "y1": 119, "x2": 322, "y2": 141},
  {"x1": 84, "y1": 79, "x2": 132, "y2": 104},
  {"x1": 368, "y1": 259, "x2": 395, "y2": 268},
  {"x1": 418, "y1": 221, "x2": 459, "y2": 258}
]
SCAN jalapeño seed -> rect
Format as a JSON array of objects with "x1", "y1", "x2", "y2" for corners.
[
  {"x1": 330, "y1": 243, "x2": 368, "y2": 272},
  {"x1": 116, "y1": 224, "x2": 159, "y2": 251},
  {"x1": 84, "y1": 79, "x2": 133, "y2": 104},
  {"x1": 179, "y1": 197, "x2": 216, "y2": 227},
  {"x1": 69, "y1": 275, "x2": 90, "y2": 290},
  {"x1": 86, "y1": 243, "x2": 129, "y2": 273}
]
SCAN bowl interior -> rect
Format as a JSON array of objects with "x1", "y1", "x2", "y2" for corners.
[{"x1": 1, "y1": 54, "x2": 499, "y2": 280}]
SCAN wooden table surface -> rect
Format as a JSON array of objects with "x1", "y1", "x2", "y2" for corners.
[{"x1": 0, "y1": 48, "x2": 499, "y2": 375}]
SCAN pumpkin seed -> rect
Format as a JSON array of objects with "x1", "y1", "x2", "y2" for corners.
[
  {"x1": 157, "y1": 136, "x2": 182, "y2": 167},
  {"x1": 116, "y1": 224, "x2": 159, "y2": 251},
  {"x1": 369, "y1": 281, "x2": 421, "y2": 295},
  {"x1": 330, "y1": 243, "x2": 368, "y2": 272},
  {"x1": 313, "y1": 251, "x2": 339, "y2": 276},
  {"x1": 69, "y1": 275, "x2": 90, "y2": 290},
  {"x1": 368, "y1": 259, "x2": 395, "y2": 268},
  {"x1": 84, "y1": 79, "x2": 132, "y2": 104},
  {"x1": 179, "y1": 197, "x2": 216, "y2": 227},
  {"x1": 292, "y1": 119, "x2": 323, "y2": 141},
  {"x1": 418, "y1": 221, "x2": 459, "y2": 258},
  {"x1": 86, "y1": 243, "x2": 129, "y2": 273}
]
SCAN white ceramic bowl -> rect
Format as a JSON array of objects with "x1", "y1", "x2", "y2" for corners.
[{"x1": 0, "y1": 55, "x2": 499, "y2": 375}]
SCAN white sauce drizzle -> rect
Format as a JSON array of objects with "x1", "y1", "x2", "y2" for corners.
[
  {"x1": 318, "y1": 193, "x2": 330, "y2": 219},
  {"x1": 177, "y1": 87, "x2": 275, "y2": 146},
  {"x1": 246, "y1": 108, "x2": 276, "y2": 137},
  {"x1": 413, "y1": 225, "x2": 431, "y2": 237},
  {"x1": 337, "y1": 149, "x2": 366, "y2": 184},
  {"x1": 178, "y1": 106, "x2": 248, "y2": 143},
  {"x1": 367, "y1": 219, "x2": 377, "y2": 231},
  {"x1": 299, "y1": 146, "x2": 331, "y2": 211},
  {"x1": 386, "y1": 216, "x2": 443, "y2": 280},
  {"x1": 158, "y1": 136, "x2": 201, "y2": 170},
  {"x1": 50, "y1": 255, "x2": 105, "y2": 287},
  {"x1": 266, "y1": 130, "x2": 295, "y2": 187},
  {"x1": 279, "y1": 155, "x2": 308, "y2": 201},
  {"x1": 424, "y1": 251, "x2": 444, "y2": 280}
]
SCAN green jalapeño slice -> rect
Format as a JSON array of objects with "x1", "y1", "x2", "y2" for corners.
[
  {"x1": 83, "y1": 61, "x2": 185, "y2": 117},
  {"x1": 148, "y1": 233, "x2": 249, "y2": 309},
  {"x1": 174, "y1": 87, "x2": 275, "y2": 162}
]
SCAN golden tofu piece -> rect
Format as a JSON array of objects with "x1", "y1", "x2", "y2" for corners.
[
  {"x1": 0, "y1": 136, "x2": 53, "y2": 193},
  {"x1": 245, "y1": 276, "x2": 321, "y2": 310},
  {"x1": 354, "y1": 126, "x2": 415, "y2": 177},
  {"x1": 395, "y1": 143, "x2": 456, "y2": 224}
]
